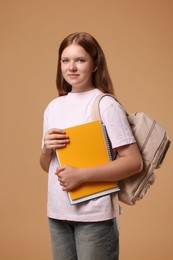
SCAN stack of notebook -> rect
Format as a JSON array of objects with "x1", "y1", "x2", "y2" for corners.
[{"x1": 56, "y1": 120, "x2": 119, "y2": 204}]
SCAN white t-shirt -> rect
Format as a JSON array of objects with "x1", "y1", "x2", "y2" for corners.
[{"x1": 42, "y1": 88, "x2": 135, "y2": 221}]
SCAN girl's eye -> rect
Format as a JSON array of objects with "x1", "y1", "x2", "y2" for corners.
[
  {"x1": 77, "y1": 59, "x2": 85, "y2": 63},
  {"x1": 61, "y1": 59, "x2": 69, "y2": 64}
]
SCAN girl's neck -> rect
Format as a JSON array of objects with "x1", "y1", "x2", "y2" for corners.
[{"x1": 71, "y1": 86, "x2": 95, "y2": 93}]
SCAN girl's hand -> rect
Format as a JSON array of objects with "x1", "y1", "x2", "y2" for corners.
[
  {"x1": 55, "y1": 165, "x2": 83, "y2": 191},
  {"x1": 43, "y1": 128, "x2": 69, "y2": 155}
]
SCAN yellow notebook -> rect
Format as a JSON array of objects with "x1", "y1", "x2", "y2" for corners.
[{"x1": 56, "y1": 120, "x2": 119, "y2": 204}]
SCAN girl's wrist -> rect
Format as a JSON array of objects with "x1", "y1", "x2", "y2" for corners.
[
  {"x1": 79, "y1": 167, "x2": 91, "y2": 183},
  {"x1": 42, "y1": 146, "x2": 53, "y2": 156}
]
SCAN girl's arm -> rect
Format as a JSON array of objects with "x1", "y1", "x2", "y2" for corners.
[
  {"x1": 82, "y1": 143, "x2": 143, "y2": 182},
  {"x1": 40, "y1": 128, "x2": 69, "y2": 172},
  {"x1": 40, "y1": 150, "x2": 52, "y2": 173},
  {"x1": 56, "y1": 143, "x2": 143, "y2": 191}
]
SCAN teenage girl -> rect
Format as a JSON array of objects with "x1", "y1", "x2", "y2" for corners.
[{"x1": 40, "y1": 32, "x2": 143, "y2": 260}]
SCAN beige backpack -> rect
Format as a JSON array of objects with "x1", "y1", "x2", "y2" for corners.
[{"x1": 92, "y1": 93, "x2": 171, "y2": 205}]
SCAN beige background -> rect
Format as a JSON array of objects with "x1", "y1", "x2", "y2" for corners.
[{"x1": 1, "y1": 0, "x2": 172, "y2": 259}]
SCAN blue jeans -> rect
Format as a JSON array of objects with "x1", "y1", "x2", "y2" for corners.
[{"x1": 48, "y1": 218, "x2": 119, "y2": 260}]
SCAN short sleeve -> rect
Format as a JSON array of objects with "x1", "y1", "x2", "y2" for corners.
[
  {"x1": 41, "y1": 107, "x2": 49, "y2": 148},
  {"x1": 99, "y1": 96, "x2": 136, "y2": 148}
]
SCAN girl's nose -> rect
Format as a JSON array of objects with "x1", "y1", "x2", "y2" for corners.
[{"x1": 69, "y1": 61, "x2": 77, "y2": 71}]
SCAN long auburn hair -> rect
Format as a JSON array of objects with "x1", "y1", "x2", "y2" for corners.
[{"x1": 56, "y1": 32, "x2": 115, "y2": 96}]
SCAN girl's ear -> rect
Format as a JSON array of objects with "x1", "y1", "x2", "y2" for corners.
[
  {"x1": 93, "y1": 61, "x2": 98, "y2": 72},
  {"x1": 93, "y1": 67, "x2": 98, "y2": 72}
]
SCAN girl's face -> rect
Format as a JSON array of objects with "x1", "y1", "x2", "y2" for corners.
[{"x1": 61, "y1": 44, "x2": 97, "y2": 92}]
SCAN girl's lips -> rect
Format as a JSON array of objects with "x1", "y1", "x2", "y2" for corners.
[{"x1": 67, "y1": 74, "x2": 79, "y2": 77}]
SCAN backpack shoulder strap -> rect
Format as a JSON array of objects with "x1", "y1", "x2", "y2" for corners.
[{"x1": 91, "y1": 93, "x2": 125, "y2": 121}]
